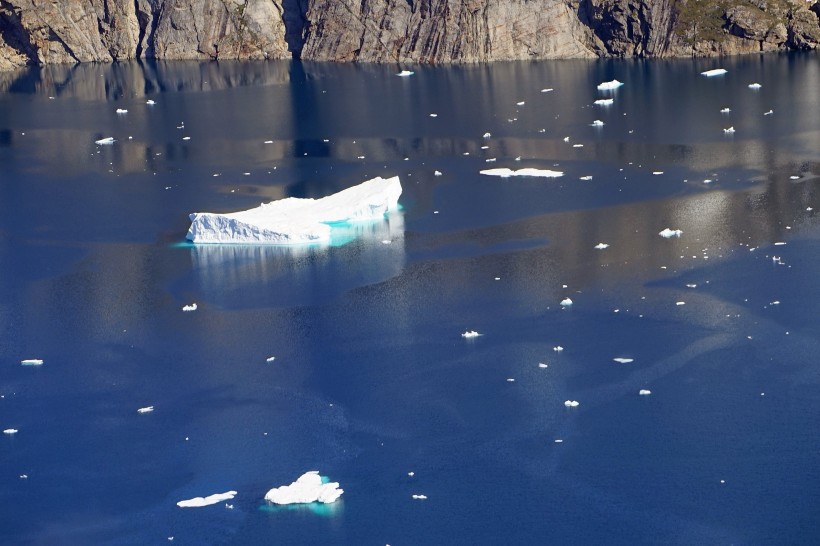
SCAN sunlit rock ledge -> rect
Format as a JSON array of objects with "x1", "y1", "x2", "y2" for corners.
[{"x1": 187, "y1": 176, "x2": 402, "y2": 245}]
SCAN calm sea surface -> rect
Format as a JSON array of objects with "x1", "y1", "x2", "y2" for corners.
[{"x1": 1, "y1": 53, "x2": 820, "y2": 544}]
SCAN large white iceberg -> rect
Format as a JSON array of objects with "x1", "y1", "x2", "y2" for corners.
[
  {"x1": 177, "y1": 491, "x2": 237, "y2": 508},
  {"x1": 264, "y1": 471, "x2": 343, "y2": 505},
  {"x1": 480, "y1": 168, "x2": 563, "y2": 178},
  {"x1": 187, "y1": 176, "x2": 402, "y2": 244}
]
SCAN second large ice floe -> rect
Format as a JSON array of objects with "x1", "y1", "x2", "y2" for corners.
[
  {"x1": 187, "y1": 176, "x2": 402, "y2": 244},
  {"x1": 264, "y1": 471, "x2": 344, "y2": 505}
]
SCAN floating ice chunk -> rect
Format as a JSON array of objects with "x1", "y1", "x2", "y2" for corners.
[
  {"x1": 572, "y1": 144, "x2": 584, "y2": 148},
  {"x1": 177, "y1": 491, "x2": 237, "y2": 508},
  {"x1": 724, "y1": 127, "x2": 735, "y2": 134},
  {"x1": 116, "y1": 108, "x2": 128, "y2": 114},
  {"x1": 676, "y1": 301, "x2": 685, "y2": 306},
  {"x1": 613, "y1": 358, "x2": 634, "y2": 364},
  {"x1": 462, "y1": 330, "x2": 482, "y2": 338},
  {"x1": 429, "y1": 113, "x2": 437, "y2": 117},
  {"x1": 146, "y1": 100, "x2": 156, "y2": 105},
  {"x1": 597, "y1": 80, "x2": 623, "y2": 90},
  {"x1": 591, "y1": 120, "x2": 604, "y2": 127},
  {"x1": 594, "y1": 243, "x2": 609, "y2": 249},
  {"x1": 720, "y1": 107, "x2": 731, "y2": 113},
  {"x1": 553, "y1": 346, "x2": 564, "y2": 352},
  {"x1": 789, "y1": 175, "x2": 800, "y2": 180},
  {"x1": 21, "y1": 359, "x2": 43, "y2": 366},
  {"x1": 137, "y1": 406, "x2": 154, "y2": 414},
  {"x1": 748, "y1": 83, "x2": 762, "y2": 89},
  {"x1": 541, "y1": 88, "x2": 553, "y2": 92},
  {"x1": 579, "y1": 175, "x2": 593, "y2": 181},
  {"x1": 485, "y1": 158, "x2": 496, "y2": 163},
  {"x1": 594, "y1": 98, "x2": 614, "y2": 106},
  {"x1": 182, "y1": 303, "x2": 197, "y2": 312},
  {"x1": 482, "y1": 132, "x2": 491, "y2": 138},
  {"x1": 412, "y1": 494, "x2": 428, "y2": 500},
  {"x1": 564, "y1": 400, "x2": 580, "y2": 407},
  {"x1": 538, "y1": 363, "x2": 548, "y2": 368},
  {"x1": 563, "y1": 136, "x2": 570, "y2": 142},
  {"x1": 182, "y1": 136, "x2": 191, "y2": 141},
  {"x1": 652, "y1": 171, "x2": 664, "y2": 175},
  {"x1": 264, "y1": 471, "x2": 343, "y2": 505},
  {"x1": 659, "y1": 228, "x2": 682, "y2": 238},
  {"x1": 187, "y1": 176, "x2": 402, "y2": 245},
  {"x1": 95, "y1": 137, "x2": 115, "y2": 145},
  {"x1": 560, "y1": 298, "x2": 573, "y2": 307},
  {"x1": 701, "y1": 68, "x2": 727, "y2": 77},
  {"x1": 4, "y1": 428, "x2": 18, "y2": 434},
  {"x1": 774, "y1": 242, "x2": 787, "y2": 245},
  {"x1": 639, "y1": 389, "x2": 651, "y2": 396},
  {"x1": 507, "y1": 378, "x2": 515, "y2": 382},
  {"x1": 686, "y1": 283, "x2": 697, "y2": 288},
  {"x1": 266, "y1": 356, "x2": 276, "y2": 362},
  {"x1": 764, "y1": 110, "x2": 773, "y2": 116},
  {"x1": 480, "y1": 168, "x2": 563, "y2": 178},
  {"x1": 516, "y1": 101, "x2": 525, "y2": 106},
  {"x1": 434, "y1": 170, "x2": 442, "y2": 176},
  {"x1": 396, "y1": 70, "x2": 414, "y2": 77}
]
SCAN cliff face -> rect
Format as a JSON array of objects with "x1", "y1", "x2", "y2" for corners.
[{"x1": 0, "y1": 0, "x2": 819, "y2": 70}]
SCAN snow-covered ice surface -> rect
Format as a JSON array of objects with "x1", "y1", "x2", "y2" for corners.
[
  {"x1": 264, "y1": 471, "x2": 343, "y2": 505},
  {"x1": 187, "y1": 176, "x2": 402, "y2": 244},
  {"x1": 177, "y1": 491, "x2": 237, "y2": 508},
  {"x1": 480, "y1": 168, "x2": 563, "y2": 178}
]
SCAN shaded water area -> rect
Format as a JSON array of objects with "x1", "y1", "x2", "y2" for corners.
[{"x1": 1, "y1": 53, "x2": 820, "y2": 544}]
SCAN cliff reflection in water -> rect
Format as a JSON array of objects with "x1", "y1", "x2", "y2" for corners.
[{"x1": 188, "y1": 211, "x2": 406, "y2": 309}]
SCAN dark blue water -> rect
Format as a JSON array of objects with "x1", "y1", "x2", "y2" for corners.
[{"x1": 2, "y1": 54, "x2": 820, "y2": 544}]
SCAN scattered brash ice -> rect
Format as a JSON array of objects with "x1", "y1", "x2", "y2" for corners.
[
  {"x1": 177, "y1": 491, "x2": 237, "y2": 508},
  {"x1": 264, "y1": 471, "x2": 343, "y2": 505},
  {"x1": 182, "y1": 303, "x2": 197, "y2": 312},
  {"x1": 659, "y1": 228, "x2": 683, "y2": 238},
  {"x1": 597, "y1": 80, "x2": 623, "y2": 90},
  {"x1": 21, "y1": 359, "x2": 43, "y2": 366},
  {"x1": 187, "y1": 176, "x2": 402, "y2": 244},
  {"x1": 701, "y1": 69, "x2": 727, "y2": 77},
  {"x1": 480, "y1": 168, "x2": 563, "y2": 178}
]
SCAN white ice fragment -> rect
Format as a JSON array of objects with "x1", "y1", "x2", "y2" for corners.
[
  {"x1": 4, "y1": 428, "x2": 18, "y2": 434},
  {"x1": 462, "y1": 330, "x2": 482, "y2": 338},
  {"x1": 266, "y1": 356, "x2": 276, "y2": 362},
  {"x1": 429, "y1": 113, "x2": 437, "y2": 117},
  {"x1": 264, "y1": 471, "x2": 343, "y2": 505},
  {"x1": 554, "y1": 439, "x2": 563, "y2": 443},
  {"x1": 560, "y1": 298, "x2": 573, "y2": 307},
  {"x1": 264, "y1": 140, "x2": 274, "y2": 144},
  {"x1": 723, "y1": 127, "x2": 735, "y2": 134},
  {"x1": 541, "y1": 88, "x2": 553, "y2": 93},
  {"x1": 613, "y1": 358, "x2": 634, "y2": 364},
  {"x1": 594, "y1": 98, "x2": 614, "y2": 106},
  {"x1": 774, "y1": 242, "x2": 787, "y2": 246},
  {"x1": 95, "y1": 137, "x2": 115, "y2": 145},
  {"x1": 21, "y1": 359, "x2": 43, "y2": 366},
  {"x1": 764, "y1": 110, "x2": 773, "y2": 116},
  {"x1": 563, "y1": 136, "x2": 570, "y2": 142},
  {"x1": 591, "y1": 120, "x2": 604, "y2": 127},
  {"x1": 553, "y1": 346, "x2": 564, "y2": 352},
  {"x1": 187, "y1": 176, "x2": 402, "y2": 245},
  {"x1": 146, "y1": 100, "x2": 156, "y2": 105},
  {"x1": 412, "y1": 494, "x2": 428, "y2": 500},
  {"x1": 748, "y1": 83, "x2": 762, "y2": 89},
  {"x1": 676, "y1": 301, "x2": 685, "y2": 306},
  {"x1": 720, "y1": 107, "x2": 731, "y2": 113},
  {"x1": 516, "y1": 101, "x2": 525, "y2": 106},
  {"x1": 538, "y1": 363, "x2": 548, "y2": 368},
  {"x1": 182, "y1": 136, "x2": 191, "y2": 141},
  {"x1": 790, "y1": 175, "x2": 800, "y2": 180},
  {"x1": 686, "y1": 283, "x2": 697, "y2": 288},
  {"x1": 408, "y1": 472, "x2": 415, "y2": 477},
  {"x1": 770, "y1": 301, "x2": 780, "y2": 305},
  {"x1": 701, "y1": 68, "x2": 727, "y2": 77},
  {"x1": 507, "y1": 378, "x2": 515, "y2": 382},
  {"x1": 485, "y1": 158, "x2": 496, "y2": 163},
  {"x1": 639, "y1": 389, "x2": 651, "y2": 396},
  {"x1": 594, "y1": 243, "x2": 609, "y2": 249},
  {"x1": 177, "y1": 491, "x2": 237, "y2": 508},
  {"x1": 396, "y1": 70, "x2": 414, "y2": 77},
  {"x1": 597, "y1": 79, "x2": 624, "y2": 90},
  {"x1": 182, "y1": 303, "x2": 197, "y2": 312},
  {"x1": 480, "y1": 168, "x2": 563, "y2": 178},
  {"x1": 579, "y1": 176, "x2": 593, "y2": 181},
  {"x1": 482, "y1": 132, "x2": 492, "y2": 138},
  {"x1": 434, "y1": 170, "x2": 442, "y2": 176},
  {"x1": 659, "y1": 228, "x2": 682, "y2": 238},
  {"x1": 564, "y1": 400, "x2": 580, "y2": 407},
  {"x1": 572, "y1": 144, "x2": 584, "y2": 148},
  {"x1": 116, "y1": 108, "x2": 128, "y2": 114},
  {"x1": 652, "y1": 171, "x2": 664, "y2": 175},
  {"x1": 137, "y1": 406, "x2": 154, "y2": 414}
]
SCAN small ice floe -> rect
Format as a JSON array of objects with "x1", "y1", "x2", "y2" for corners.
[
  {"x1": 720, "y1": 107, "x2": 731, "y2": 113},
  {"x1": 462, "y1": 330, "x2": 482, "y2": 338},
  {"x1": 701, "y1": 68, "x2": 727, "y2": 77},
  {"x1": 429, "y1": 113, "x2": 437, "y2": 117},
  {"x1": 579, "y1": 175, "x2": 593, "y2": 180},
  {"x1": 676, "y1": 301, "x2": 685, "y2": 306},
  {"x1": 748, "y1": 83, "x2": 762, "y2": 90},
  {"x1": 480, "y1": 168, "x2": 563, "y2": 178},
  {"x1": 264, "y1": 140, "x2": 274, "y2": 144},
  {"x1": 638, "y1": 389, "x2": 651, "y2": 396},
  {"x1": 182, "y1": 136, "x2": 191, "y2": 141},
  {"x1": 146, "y1": 100, "x2": 156, "y2": 105},
  {"x1": 591, "y1": 120, "x2": 604, "y2": 127},
  {"x1": 137, "y1": 406, "x2": 154, "y2": 414},
  {"x1": 789, "y1": 175, "x2": 800, "y2": 180},
  {"x1": 612, "y1": 358, "x2": 634, "y2": 364},
  {"x1": 553, "y1": 346, "x2": 564, "y2": 352},
  {"x1": 177, "y1": 491, "x2": 237, "y2": 508},
  {"x1": 396, "y1": 70, "x2": 414, "y2": 77},
  {"x1": 412, "y1": 494, "x2": 428, "y2": 500},
  {"x1": 723, "y1": 127, "x2": 735, "y2": 134},
  {"x1": 408, "y1": 471, "x2": 415, "y2": 477},
  {"x1": 774, "y1": 242, "x2": 787, "y2": 246},
  {"x1": 541, "y1": 88, "x2": 553, "y2": 93},
  {"x1": 182, "y1": 303, "x2": 197, "y2": 312},
  {"x1": 597, "y1": 79, "x2": 623, "y2": 90},
  {"x1": 652, "y1": 171, "x2": 664, "y2": 175},
  {"x1": 266, "y1": 356, "x2": 276, "y2": 362},
  {"x1": 594, "y1": 98, "x2": 614, "y2": 106},
  {"x1": 594, "y1": 243, "x2": 609, "y2": 249},
  {"x1": 507, "y1": 378, "x2": 515, "y2": 382},
  {"x1": 4, "y1": 428, "x2": 18, "y2": 434},
  {"x1": 517, "y1": 101, "x2": 525, "y2": 106},
  {"x1": 482, "y1": 132, "x2": 492, "y2": 138},
  {"x1": 686, "y1": 283, "x2": 697, "y2": 288},
  {"x1": 560, "y1": 298, "x2": 573, "y2": 307},
  {"x1": 116, "y1": 108, "x2": 128, "y2": 114},
  {"x1": 572, "y1": 144, "x2": 584, "y2": 148},
  {"x1": 764, "y1": 110, "x2": 773, "y2": 116},
  {"x1": 434, "y1": 170, "x2": 442, "y2": 176},
  {"x1": 538, "y1": 363, "x2": 548, "y2": 368},
  {"x1": 554, "y1": 439, "x2": 563, "y2": 443},
  {"x1": 19, "y1": 474, "x2": 28, "y2": 479},
  {"x1": 95, "y1": 137, "x2": 115, "y2": 145},
  {"x1": 659, "y1": 228, "x2": 682, "y2": 238},
  {"x1": 564, "y1": 400, "x2": 580, "y2": 408},
  {"x1": 264, "y1": 471, "x2": 343, "y2": 505},
  {"x1": 485, "y1": 158, "x2": 496, "y2": 163},
  {"x1": 21, "y1": 359, "x2": 43, "y2": 366}
]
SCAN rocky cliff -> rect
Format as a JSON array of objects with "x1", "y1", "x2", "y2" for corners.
[{"x1": 1, "y1": 0, "x2": 819, "y2": 70}]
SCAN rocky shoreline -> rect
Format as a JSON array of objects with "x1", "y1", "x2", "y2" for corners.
[{"x1": 1, "y1": 1, "x2": 819, "y2": 71}]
